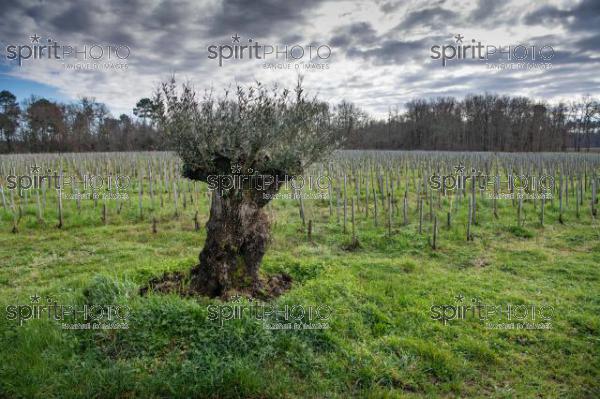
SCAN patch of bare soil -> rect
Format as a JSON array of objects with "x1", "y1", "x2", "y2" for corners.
[
  {"x1": 139, "y1": 271, "x2": 292, "y2": 301},
  {"x1": 471, "y1": 257, "x2": 490, "y2": 268},
  {"x1": 342, "y1": 237, "x2": 361, "y2": 251},
  {"x1": 139, "y1": 271, "x2": 189, "y2": 297}
]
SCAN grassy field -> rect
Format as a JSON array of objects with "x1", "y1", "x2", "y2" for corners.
[{"x1": 0, "y1": 152, "x2": 599, "y2": 398}]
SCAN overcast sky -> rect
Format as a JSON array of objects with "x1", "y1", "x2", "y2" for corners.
[{"x1": 0, "y1": 0, "x2": 598, "y2": 118}]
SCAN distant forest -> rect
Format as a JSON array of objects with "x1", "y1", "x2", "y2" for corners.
[
  {"x1": 347, "y1": 95, "x2": 600, "y2": 152},
  {"x1": 0, "y1": 90, "x2": 599, "y2": 153}
]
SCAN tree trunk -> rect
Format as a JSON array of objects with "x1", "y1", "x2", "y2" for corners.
[{"x1": 190, "y1": 190, "x2": 270, "y2": 297}]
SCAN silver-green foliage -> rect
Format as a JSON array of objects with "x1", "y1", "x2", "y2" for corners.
[{"x1": 154, "y1": 78, "x2": 358, "y2": 182}]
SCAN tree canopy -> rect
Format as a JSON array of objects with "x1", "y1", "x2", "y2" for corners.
[{"x1": 154, "y1": 78, "x2": 357, "y2": 183}]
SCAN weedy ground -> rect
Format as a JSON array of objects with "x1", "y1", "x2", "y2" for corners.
[{"x1": 0, "y1": 181, "x2": 598, "y2": 398}]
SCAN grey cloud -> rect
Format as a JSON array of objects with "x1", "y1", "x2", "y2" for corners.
[
  {"x1": 51, "y1": 3, "x2": 96, "y2": 33},
  {"x1": 207, "y1": 0, "x2": 325, "y2": 38},
  {"x1": 380, "y1": 0, "x2": 446, "y2": 14},
  {"x1": 379, "y1": 1, "x2": 401, "y2": 13},
  {"x1": 523, "y1": 6, "x2": 569, "y2": 25},
  {"x1": 108, "y1": 0, "x2": 148, "y2": 21},
  {"x1": 524, "y1": 0, "x2": 600, "y2": 31},
  {"x1": 347, "y1": 38, "x2": 430, "y2": 65},
  {"x1": 469, "y1": 0, "x2": 506, "y2": 22},
  {"x1": 397, "y1": 7, "x2": 458, "y2": 30},
  {"x1": 24, "y1": 4, "x2": 48, "y2": 21},
  {"x1": 330, "y1": 35, "x2": 350, "y2": 48},
  {"x1": 104, "y1": 29, "x2": 136, "y2": 47},
  {"x1": 576, "y1": 34, "x2": 600, "y2": 52},
  {"x1": 140, "y1": 0, "x2": 198, "y2": 31},
  {"x1": 152, "y1": 1, "x2": 187, "y2": 27},
  {"x1": 345, "y1": 22, "x2": 378, "y2": 44},
  {"x1": 330, "y1": 20, "x2": 447, "y2": 66},
  {"x1": 281, "y1": 34, "x2": 304, "y2": 44},
  {"x1": 550, "y1": 50, "x2": 599, "y2": 66},
  {"x1": 330, "y1": 22, "x2": 378, "y2": 48}
]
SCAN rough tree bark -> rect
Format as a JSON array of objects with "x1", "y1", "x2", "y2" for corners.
[
  {"x1": 190, "y1": 190, "x2": 271, "y2": 297},
  {"x1": 185, "y1": 161, "x2": 285, "y2": 297}
]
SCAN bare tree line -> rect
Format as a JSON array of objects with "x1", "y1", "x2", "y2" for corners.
[
  {"x1": 347, "y1": 94, "x2": 600, "y2": 152},
  {"x1": 1, "y1": 90, "x2": 599, "y2": 153}
]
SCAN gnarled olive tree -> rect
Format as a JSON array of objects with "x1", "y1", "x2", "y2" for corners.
[{"x1": 155, "y1": 78, "x2": 358, "y2": 297}]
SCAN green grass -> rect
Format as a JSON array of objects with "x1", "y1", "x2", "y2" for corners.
[{"x1": 0, "y1": 181, "x2": 599, "y2": 398}]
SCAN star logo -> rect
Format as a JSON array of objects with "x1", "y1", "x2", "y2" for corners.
[
  {"x1": 455, "y1": 293, "x2": 465, "y2": 302},
  {"x1": 30, "y1": 33, "x2": 41, "y2": 43},
  {"x1": 231, "y1": 163, "x2": 242, "y2": 173},
  {"x1": 30, "y1": 293, "x2": 41, "y2": 303},
  {"x1": 454, "y1": 164, "x2": 465, "y2": 174},
  {"x1": 454, "y1": 34, "x2": 464, "y2": 43},
  {"x1": 30, "y1": 164, "x2": 41, "y2": 174},
  {"x1": 231, "y1": 33, "x2": 241, "y2": 43}
]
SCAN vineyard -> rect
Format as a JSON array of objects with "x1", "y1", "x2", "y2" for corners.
[
  {"x1": 1, "y1": 151, "x2": 599, "y2": 238},
  {"x1": 0, "y1": 150, "x2": 599, "y2": 397}
]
